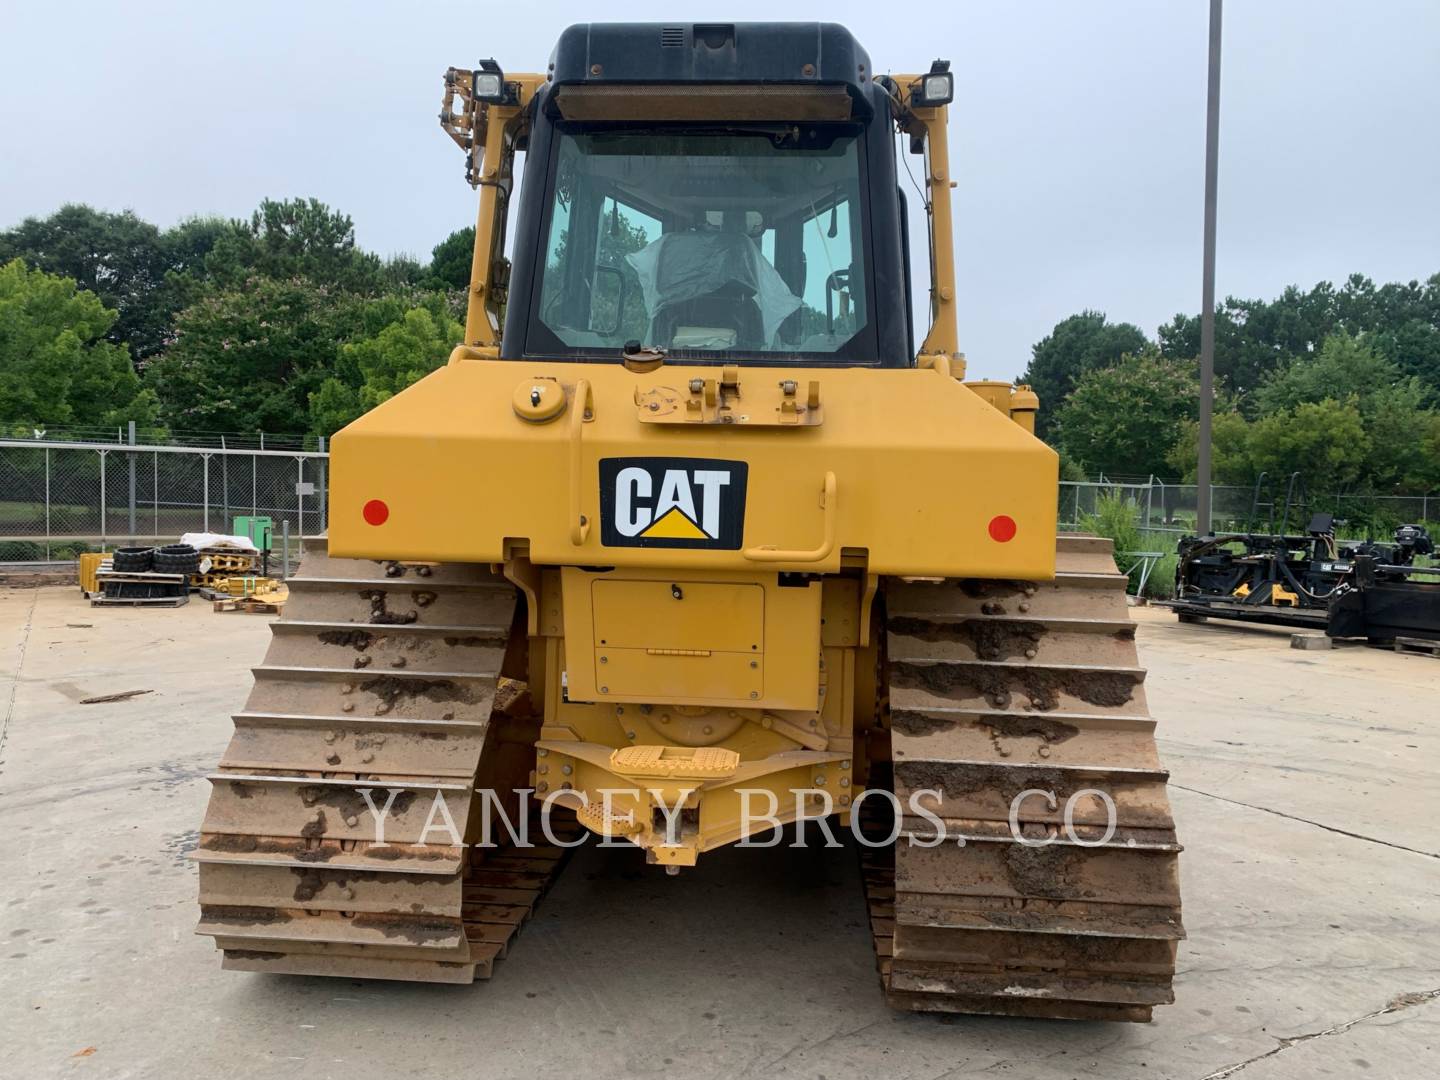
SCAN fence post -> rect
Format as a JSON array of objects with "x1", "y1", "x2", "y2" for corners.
[
  {"x1": 221, "y1": 436, "x2": 230, "y2": 533},
  {"x1": 98, "y1": 448, "x2": 108, "y2": 549},
  {"x1": 282, "y1": 517, "x2": 290, "y2": 579},
  {"x1": 202, "y1": 452, "x2": 211, "y2": 532},
  {"x1": 252, "y1": 453, "x2": 258, "y2": 518},
  {"x1": 127, "y1": 420, "x2": 136, "y2": 540},
  {"x1": 296, "y1": 456, "x2": 305, "y2": 539},
  {"x1": 44, "y1": 447, "x2": 51, "y2": 561},
  {"x1": 318, "y1": 437, "x2": 327, "y2": 536}
]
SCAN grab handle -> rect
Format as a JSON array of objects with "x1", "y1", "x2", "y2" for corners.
[
  {"x1": 743, "y1": 472, "x2": 837, "y2": 563},
  {"x1": 569, "y1": 380, "x2": 592, "y2": 545}
]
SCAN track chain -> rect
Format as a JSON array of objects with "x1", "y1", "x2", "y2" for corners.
[
  {"x1": 195, "y1": 539, "x2": 575, "y2": 982},
  {"x1": 869, "y1": 533, "x2": 1183, "y2": 1021}
]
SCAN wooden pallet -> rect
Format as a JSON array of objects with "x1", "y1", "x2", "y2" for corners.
[
  {"x1": 91, "y1": 593, "x2": 189, "y2": 608},
  {"x1": 1393, "y1": 636, "x2": 1440, "y2": 658},
  {"x1": 94, "y1": 565, "x2": 189, "y2": 607},
  {"x1": 212, "y1": 595, "x2": 284, "y2": 614},
  {"x1": 96, "y1": 566, "x2": 188, "y2": 585}
]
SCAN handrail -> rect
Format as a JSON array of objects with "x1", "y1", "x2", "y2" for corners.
[
  {"x1": 743, "y1": 472, "x2": 837, "y2": 563},
  {"x1": 569, "y1": 379, "x2": 592, "y2": 545}
]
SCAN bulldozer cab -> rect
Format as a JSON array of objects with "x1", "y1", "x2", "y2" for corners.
[
  {"x1": 523, "y1": 121, "x2": 884, "y2": 361},
  {"x1": 443, "y1": 22, "x2": 952, "y2": 370},
  {"x1": 504, "y1": 23, "x2": 912, "y2": 366}
]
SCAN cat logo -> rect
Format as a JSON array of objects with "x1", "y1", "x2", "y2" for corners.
[{"x1": 599, "y1": 457, "x2": 749, "y2": 549}]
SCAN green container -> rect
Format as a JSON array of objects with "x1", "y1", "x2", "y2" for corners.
[{"x1": 233, "y1": 515, "x2": 273, "y2": 552}]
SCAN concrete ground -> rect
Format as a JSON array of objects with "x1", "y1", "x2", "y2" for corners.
[{"x1": 0, "y1": 587, "x2": 1436, "y2": 1080}]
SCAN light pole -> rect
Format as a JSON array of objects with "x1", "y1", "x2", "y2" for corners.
[{"x1": 1196, "y1": 0, "x2": 1222, "y2": 535}]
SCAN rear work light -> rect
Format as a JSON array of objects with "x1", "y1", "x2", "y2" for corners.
[
  {"x1": 473, "y1": 58, "x2": 506, "y2": 103},
  {"x1": 912, "y1": 60, "x2": 953, "y2": 107}
]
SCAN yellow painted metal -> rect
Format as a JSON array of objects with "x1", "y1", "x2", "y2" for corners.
[
  {"x1": 1010, "y1": 384, "x2": 1040, "y2": 434},
  {"x1": 890, "y1": 87, "x2": 961, "y2": 375},
  {"x1": 537, "y1": 749, "x2": 853, "y2": 865},
  {"x1": 966, "y1": 380, "x2": 1013, "y2": 414},
  {"x1": 561, "y1": 566, "x2": 822, "y2": 710},
  {"x1": 455, "y1": 73, "x2": 544, "y2": 351},
  {"x1": 511, "y1": 377, "x2": 566, "y2": 423},
  {"x1": 323, "y1": 58, "x2": 1065, "y2": 867},
  {"x1": 78, "y1": 551, "x2": 108, "y2": 594},
  {"x1": 523, "y1": 569, "x2": 861, "y2": 860},
  {"x1": 611, "y1": 744, "x2": 742, "y2": 779},
  {"x1": 329, "y1": 361, "x2": 1057, "y2": 579},
  {"x1": 966, "y1": 379, "x2": 1041, "y2": 433},
  {"x1": 635, "y1": 373, "x2": 825, "y2": 427}
]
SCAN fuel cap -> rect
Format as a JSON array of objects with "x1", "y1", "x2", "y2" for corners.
[{"x1": 512, "y1": 379, "x2": 566, "y2": 422}]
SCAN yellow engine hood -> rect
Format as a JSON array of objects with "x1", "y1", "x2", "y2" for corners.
[{"x1": 328, "y1": 360, "x2": 1057, "y2": 579}]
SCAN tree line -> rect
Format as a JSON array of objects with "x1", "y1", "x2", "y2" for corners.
[
  {"x1": 1020, "y1": 275, "x2": 1440, "y2": 495},
  {"x1": 0, "y1": 200, "x2": 475, "y2": 437},
  {"x1": 3, "y1": 199, "x2": 1437, "y2": 499}
]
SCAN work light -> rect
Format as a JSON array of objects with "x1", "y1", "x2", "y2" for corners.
[
  {"x1": 913, "y1": 60, "x2": 953, "y2": 107},
  {"x1": 473, "y1": 59, "x2": 505, "y2": 102}
]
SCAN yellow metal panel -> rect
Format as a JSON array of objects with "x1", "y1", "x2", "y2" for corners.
[
  {"x1": 329, "y1": 361, "x2": 1058, "y2": 581},
  {"x1": 592, "y1": 580, "x2": 762, "y2": 652},
  {"x1": 78, "y1": 551, "x2": 108, "y2": 594},
  {"x1": 597, "y1": 649, "x2": 763, "y2": 705},
  {"x1": 559, "y1": 566, "x2": 821, "y2": 711}
]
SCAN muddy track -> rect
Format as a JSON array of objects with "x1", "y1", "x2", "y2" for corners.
[
  {"x1": 194, "y1": 539, "x2": 574, "y2": 982},
  {"x1": 871, "y1": 533, "x2": 1183, "y2": 1021}
]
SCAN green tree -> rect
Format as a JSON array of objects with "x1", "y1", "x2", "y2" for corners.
[
  {"x1": 203, "y1": 198, "x2": 385, "y2": 294},
  {"x1": 381, "y1": 254, "x2": 427, "y2": 291},
  {"x1": 309, "y1": 302, "x2": 462, "y2": 434},
  {"x1": 1169, "y1": 409, "x2": 1255, "y2": 485},
  {"x1": 1418, "y1": 413, "x2": 1440, "y2": 492},
  {"x1": 1253, "y1": 331, "x2": 1405, "y2": 414},
  {"x1": 1159, "y1": 273, "x2": 1440, "y2": 408},
  {"x1": 1254, "y1": 332, "x2": 1433, "y2": 490},
  {"x1": 144, "y1": 276, "x2": 362, "y2": 433},
  {"x1": 1056, "y1": 349, "x2": 1198, "y2": 479},
  {"x1": 1170, "y1": 399, "x2": 1370, "y2": 493},
  {"x1": 0, "y1": 259, "x2": 159, "y2": 429},
  {"x1": 427, "y1": 227, "x2": 475, "y2": 290},
  {"x1": 1018, "y1": 312, "x2": 1149, "y2": 440},
  {"x1": 0, "y1": 204, "x2": 230, "y2": 361},
  {"x1": 1370, "y1": 314, "x2": 1440, "y2": 399},
  {"x1": 1245, "y1": 399, "x2": 1371, "y2": 493}
]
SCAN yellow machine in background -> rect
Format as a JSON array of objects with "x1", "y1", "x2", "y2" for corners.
[{"x1": 195, "y1": 23, "x2": 1182, "y2": 1022}]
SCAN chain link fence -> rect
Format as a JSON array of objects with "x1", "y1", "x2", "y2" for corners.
[
  {"x1": 0, "y1": 438, "x2": 327, "y2": 575},
  {"x1": 1059, "y1": 479, "x2": 1437, "y2": 542}
]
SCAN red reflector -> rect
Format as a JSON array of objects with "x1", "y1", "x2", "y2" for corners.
[
  {"x1": 363, "y1": 499, "x2": 389, "y2": 526},
  {"x1": 988, "y1": 515, "x2": 1017, "y2": 543}
]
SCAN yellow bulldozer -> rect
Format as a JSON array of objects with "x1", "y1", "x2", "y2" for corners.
[{"x1": 195, "y1": 22, "x2": 1182, "y2": 1022}]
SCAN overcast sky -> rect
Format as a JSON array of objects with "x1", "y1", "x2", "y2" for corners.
[{"x1": 3, "y1": 1, "x2": 1437, "y2": 379}]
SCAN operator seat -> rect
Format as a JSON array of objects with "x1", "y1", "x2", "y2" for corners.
[{"x1": 644, "y1": 231, "x2": 766, "y2": 350}]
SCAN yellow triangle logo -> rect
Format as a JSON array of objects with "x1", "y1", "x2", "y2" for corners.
[{"x1": 642, "y1": 507, "x2": 709, "y2": 540}]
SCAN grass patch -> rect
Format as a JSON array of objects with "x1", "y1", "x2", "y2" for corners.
[{"x1": 1080, "y1": 492, "x2": 1178, "y2": 598}]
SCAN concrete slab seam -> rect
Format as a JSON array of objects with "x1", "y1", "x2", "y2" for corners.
[
  {"x1": 1171, "y1": 783, "x2": 1440, "y2": 860},
  {"x1": 0, "y1": 589, "x2": 37, "y2": 778},
  {"x1": 1196, "y1": 987, "x2": 1440, "y2": 1079}
]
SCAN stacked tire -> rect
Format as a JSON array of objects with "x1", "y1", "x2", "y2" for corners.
[
  {"x1": 112, "y1": 546, "x2": 155, "y2": 573},
  {"x1": 154, "y1": 544, "x2": 200, "y2": 576}
]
